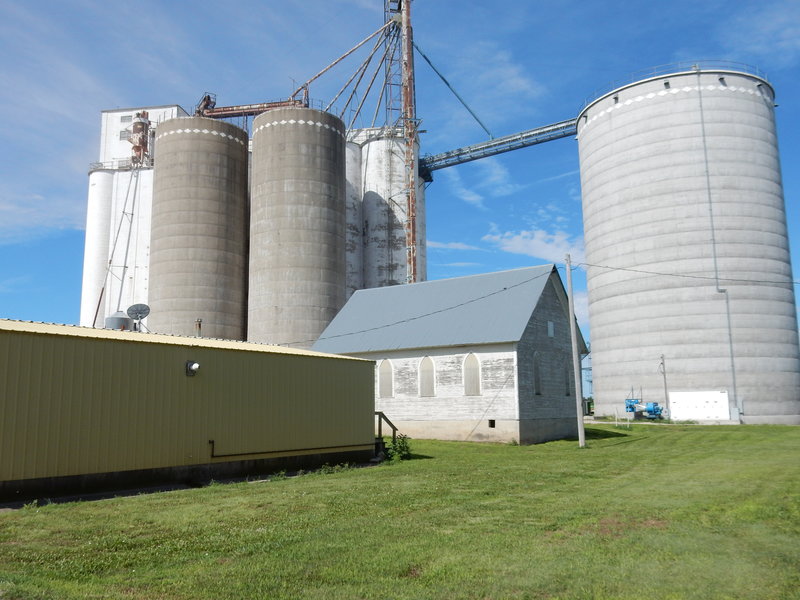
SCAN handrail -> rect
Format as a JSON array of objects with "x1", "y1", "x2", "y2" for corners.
[
  {"x1": 88, "y1": 157, "x2": 153, "y2": 172},
  {"x1": 578, "y1": 60, "x2": 769, "y2": 112},
  {"x1": 375, "y1": 411, "x2": 398, "y2": 444}
]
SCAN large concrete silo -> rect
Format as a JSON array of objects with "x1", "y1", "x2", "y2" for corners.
[
  {"x1": 149, "y1": 117, "x2": 248, "y2": 340},
  {"x1": 577, "y1": 65, "x2": 800, "y2": 424},
  {"x1": 361, "y1": 131, "x2": 426, "y2": 287},
  {"x1": 248, "y1": 107, "x2": 346, "y2": 348}
]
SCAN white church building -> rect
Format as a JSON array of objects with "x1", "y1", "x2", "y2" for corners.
[{"x1": 313, "y1": 265, "x2": 588, "y2": 444}]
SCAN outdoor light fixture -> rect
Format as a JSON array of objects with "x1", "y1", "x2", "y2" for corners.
[{"x1": 186, "y1": 361, "x2": 200, "y2": 376}]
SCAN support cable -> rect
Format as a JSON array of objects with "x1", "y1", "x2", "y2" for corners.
[
  {"x1": 348, "y1": 37, "x2": 397, "y2": 130},
  {"x1": 371, "y1": 28, "x2": 400, "y2": 127},
  {"x1": 291, "y1": 20, "x2": 394, "y2": 99},
  {"x1": 325, "y1": 30, "x2": 387, "y2": 113},
  {"x1": 93, "y1": 166, "x2": 139, "y2": 326},
  {"x1": 115, "y1": 168, "x2": 141, "y2": 312},
  {"x1": 413, "y1": 41, "x2": 493, "y2": 139},
  {"x1": 575, "y1": 262, "x2": 800, "y2": 287}
]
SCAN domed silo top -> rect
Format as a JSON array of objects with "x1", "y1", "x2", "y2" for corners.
[{"x1": 577, "y1": 61, "x2": 775, "y2": 137}]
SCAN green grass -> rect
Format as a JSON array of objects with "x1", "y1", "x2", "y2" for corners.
[{"x1": 1, "y1": 424, "x2": 798, "y2": 599}]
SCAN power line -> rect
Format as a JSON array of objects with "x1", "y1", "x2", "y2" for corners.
[{"x1": 570, "y1": 262, "x2": 800, "y2": 286}]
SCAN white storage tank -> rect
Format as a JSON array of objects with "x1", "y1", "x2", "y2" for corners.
[
  {"x1": 361, "y1": 131, "x2": 426, "y2": 287},
  {"x1": 577, "y1": 64, "x2": 800, "y2": 424},
  {"x1": 345, "y1": 141, "x2": 364, "y2": 298},
  {"x1": 80, "y1": 169, "x2": 115, "y2": 327},
  {"x1": 248, "y1": 107, "x2": 347, "y2": 348}
]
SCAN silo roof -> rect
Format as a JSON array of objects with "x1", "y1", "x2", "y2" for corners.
[{"x1": 313, "y1": 265, "x2": 556, "y2": 354}]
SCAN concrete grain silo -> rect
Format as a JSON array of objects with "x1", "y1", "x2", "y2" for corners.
[
  {"x1": 149, "y1": 117, "x2": 248, "y2": 340},
  {"x1": 248, "y1": 107, "x2": 346, "y2": 348},
  {"x1": 361, "y1": 131, "x2": 426, "y2": 287},
  {"x1": 577, "y1": 65, "x2": 800, "y2": 424}
]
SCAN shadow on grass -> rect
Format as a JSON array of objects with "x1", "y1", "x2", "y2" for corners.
[
  {"x1": 584, "y1": 427, "x2": 630, "y2": 440},
  {"x1": 407, "y1": 454, "x2": 434, "y2": 460}
]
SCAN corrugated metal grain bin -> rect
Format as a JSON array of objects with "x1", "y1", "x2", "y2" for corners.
[{"x1": 0, "y1": 320, "x2": 375, "y2": 501}]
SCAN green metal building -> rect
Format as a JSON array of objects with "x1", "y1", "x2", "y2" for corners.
[{"x1": 0, "y1": 319, "x2": 375, "y2": 501}]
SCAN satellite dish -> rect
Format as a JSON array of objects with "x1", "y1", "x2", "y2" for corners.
[{"x1": 127, "y1": 303, "x2": 151, "y2": 320}]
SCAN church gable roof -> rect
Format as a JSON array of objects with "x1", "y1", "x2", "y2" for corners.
[{"x1": 313, "y1": 265, "x2": 556, "y2": 354}]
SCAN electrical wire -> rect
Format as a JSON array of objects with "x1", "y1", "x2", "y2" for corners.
[
  {"x1": 285, "y1": 268, "x2": 555, "y2": 348},
  {"x1": 572, "y1": 261, "x2": 800, "y2": 286}
]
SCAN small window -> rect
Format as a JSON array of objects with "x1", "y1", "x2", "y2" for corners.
[
  {"x1": 120, "y1": 115, "x2": 133, "y2": 123},
  {"x1": 420, "y1": 356, "x2": 435, "y2": 397},
  {"x1": 378, "y1": 360, "x2": 393, "y2": 398},
  {"x1": 488, "y1": 419, "x2": 496, "y2": 429},
  {"x1": 547, "y1": 321, "x2": 554, "y2": 338},
  {"x1": 119, "y1": 130, "x2": 130, "y2": 141},
  {"x1": 464, "y1": 353, "x2": 481, "y2": 396},
  {"x1": 613, "y1": 95, "x2": 619, "y2": 104},
  {"x1": 664, "y1": 81, "x2": 671, "y2": 89}
]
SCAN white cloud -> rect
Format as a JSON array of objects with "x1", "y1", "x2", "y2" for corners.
[
  {"x1": 536, "y1": 169, "x2": 580, "y2": 184},
  {"x1": 474, "y1": 159, "x2": 527, "y2": 197},
  {"x1": 483, "y1": 227, "x2": 585, "y2": 264},
  {"x1": 428, "y1": 241, "x2": 480, "y2": 250},
  {"x1": 0, "y1": 189, "x2": 86, "y2": 245},
  {"x1": 440, "y1": 157, "x2": 530, "y2": 209},
  {"x1": 442, "y1": 169, "x2": 486, "y2": 209},
  {"x1": 573, "y1": 290, "x2": 590, "y2": 334},
  {"x1": 718, "y1": 1, "x2": 800, "y2": 69},
  {"x1": 441, "y1": 262, "x2": 481, "y2": 268},
  {"x1": 0, "y1": 275, "x2": 33, "y2": 294}
]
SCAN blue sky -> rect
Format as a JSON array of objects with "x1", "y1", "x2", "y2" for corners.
[{"x1": 1, "y1": 0, "x2": 799, "y2": 336}]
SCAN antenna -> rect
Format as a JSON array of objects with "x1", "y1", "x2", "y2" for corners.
[{"x1": 126, "y1": 303, "x2": 150, "y2": 332}]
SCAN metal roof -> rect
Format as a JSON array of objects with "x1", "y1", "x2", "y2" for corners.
[
  {"x1": 0, "y1": 319, "x2": 365, "y2": 361},
  {"x1": 313, "y1": 265, "x2": 556, "y2": 354}
]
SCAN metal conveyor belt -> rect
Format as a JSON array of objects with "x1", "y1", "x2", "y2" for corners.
[{"x1": 418, "y1": 118, "x2": 577, "y2": 181}]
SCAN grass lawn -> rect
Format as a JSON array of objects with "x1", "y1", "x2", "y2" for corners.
[{"x1": 1, "y1": 424, "x2": 798, "y2": 599}]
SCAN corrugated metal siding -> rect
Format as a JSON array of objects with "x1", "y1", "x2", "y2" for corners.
[{"x1": 1, "y1": 322, "x2": 374, "y2": 483}]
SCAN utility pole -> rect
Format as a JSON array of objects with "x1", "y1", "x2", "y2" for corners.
[
  {"x1": 659, "y1": 354, "x2": 671, "y2": 419},
  {"x1": 565, "y1": 254, "x2": 586, "y2": 448},
  {"x1": 401, "y1": 0, "x2": 418, "y2": 283}
]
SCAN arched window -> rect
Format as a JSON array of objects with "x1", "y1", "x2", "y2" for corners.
[
  {"x1": 419, "y1": 356, "x2": 435, "y2": 397},
  {"x1": 378, "y1": 359, "x2": 393, "y2": 398},
  {"x1": 464, "y1": 353, "x2": 481, "y2": 396},
  {"x1": 533, "y1": 352, "x2": 542, "y2": 396}
]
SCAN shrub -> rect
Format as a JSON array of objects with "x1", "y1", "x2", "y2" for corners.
[{"x1": 385, "y1": 434, "x2": 412, "y2": 462}]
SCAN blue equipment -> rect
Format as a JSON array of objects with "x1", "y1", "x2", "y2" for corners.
[{"x1": 624, "y1": 398, "x2": 664, "y2": 419}]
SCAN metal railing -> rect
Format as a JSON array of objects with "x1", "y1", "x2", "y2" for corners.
[
  {"x1": 579, "y1": 60, "x2": 769, "y2": 111},
  {"x1": 88, "y1": 157, "x2": 153, "y2": 172},
  {"x1": 375, "y1": 411, "x2": 398, "y2": 444}
]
